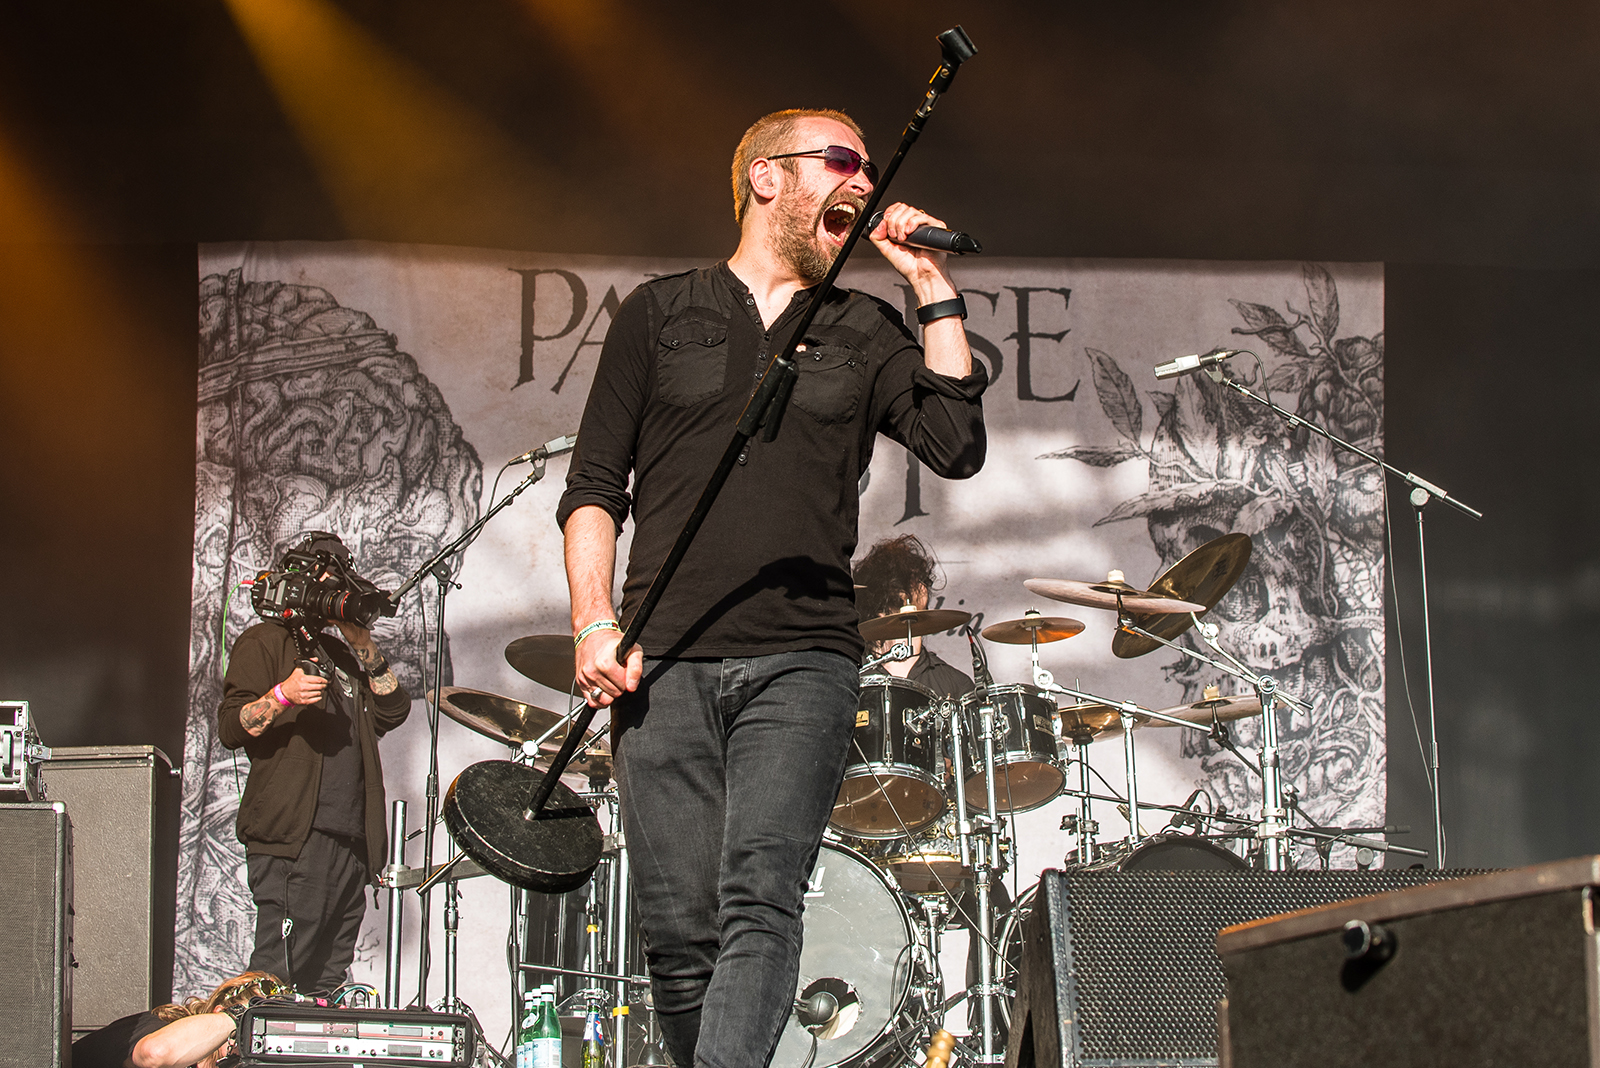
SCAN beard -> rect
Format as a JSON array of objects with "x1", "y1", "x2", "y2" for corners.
[{"x1": 769, "y1": 188, "x2": 837, "y2": 285}]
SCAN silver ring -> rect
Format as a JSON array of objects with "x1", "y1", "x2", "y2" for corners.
[{"x1": 589, "y1": 687, "x2": 604, "y2": 701}]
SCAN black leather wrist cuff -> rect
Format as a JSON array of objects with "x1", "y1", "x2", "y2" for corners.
[{"x1": 916, "y1": 295, "x2": 968, "y2": 324}]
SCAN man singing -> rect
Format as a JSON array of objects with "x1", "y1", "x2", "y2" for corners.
[{"x1": 558, "y1": 108, "x2": 986, "y2": 1068}]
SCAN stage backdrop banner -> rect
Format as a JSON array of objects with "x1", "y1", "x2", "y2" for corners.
[{"x1": 182, "y1": 242, "x2": 1385, "y2": 1031}]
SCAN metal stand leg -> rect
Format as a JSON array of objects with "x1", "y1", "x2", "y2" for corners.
[
  {"x1": 1120, "y1": 711, "x2": 1142, "y2": 844},
  {"x1": 383, "y1": 800, "x2": 407, "y2": 1009},
  {"x1": 1075, "y1": 743, "x2": 1095, "y2": 862},
  {"x1": 1255, "y1": 677, "x2": 1287, "y2": 871},
  {"x1": 1413, "y1": 490, "x2": 1445, "y2": 867},
  {"x1": 442, "y1": 843, "x2": 460, "y2": 1011}
]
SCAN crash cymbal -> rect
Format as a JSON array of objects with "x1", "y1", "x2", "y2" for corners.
[
  {"x1": 1024, "y1": 571, "x2": 1206, "y2": 615},
  {"x1": 981, "y1": 611, "x2": 1086, "y2": 645},
  {"x1": 1056, "y1": 700, "x2": 1131, "y2": 745},
  {"x1": 858, "y1": 605, "x2": 972, "y2": 643},
  {"x1": 505, "y1": 634, "x2": 579, "y2": 694},
  {"x1": 1113, "y1": 533, "x2": 1253, "y2": 659},
  {"x1": 433, "y1": 687, "x2": 566, "y2": 748},
  {"x1": 1145, "y1": 686, "x2": 1262, "y2": 727}
]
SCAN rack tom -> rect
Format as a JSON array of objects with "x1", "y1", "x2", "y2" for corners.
[
  {"x1": 958, "y1": 684, "x2": 1064, "y2": 812},
  {"x1": 831, "y1": 676, "x2": 946, "y2": 838}
]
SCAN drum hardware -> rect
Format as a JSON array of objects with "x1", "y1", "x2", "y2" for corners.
[
  {"x1": 1107, "y1": 532, "x2": 1252, "y2": 659},
  {"x1": 1024, "y1": 572, "x2": 1206, "y2": 615},
  {"x1": 860, "y1": 638, "x2": 914, "y2": 674}
]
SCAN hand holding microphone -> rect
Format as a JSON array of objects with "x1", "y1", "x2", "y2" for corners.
[{"x1": 868, "y1": 207, "x2": 982, "y2": 255}]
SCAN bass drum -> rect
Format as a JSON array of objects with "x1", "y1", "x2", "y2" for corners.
[{"x1": 770, "y1": 843, "x2": 915, "y2": 1068}]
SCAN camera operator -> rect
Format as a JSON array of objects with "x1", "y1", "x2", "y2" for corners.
[{"x1": 218, "y1": 532, "x2": 410, "y2": 994}]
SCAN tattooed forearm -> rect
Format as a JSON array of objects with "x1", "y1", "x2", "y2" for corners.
[
  {"x1": 350, "y1": 639, "x2": 399, "y2": 695},
  {"x1": 241, "y1": 695, "x2": 278, "y2": 736}
]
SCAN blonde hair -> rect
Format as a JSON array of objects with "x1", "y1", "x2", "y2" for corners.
[
  {"x1": 152, "y1": 971, "x2": 286, "y2": 1023},
  {"x1": 730, "y1": 109, "x2": 865, "y2": 227}
]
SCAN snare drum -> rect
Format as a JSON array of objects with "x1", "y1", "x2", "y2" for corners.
[
  {"x1": 871, "y1": 812, "x2": 973, "y2": 896},
  {"x1": 832, "y1": 676, "x2": 946, "y2": 838},
  {"x1": 958, "y1": 684, "x2": 1065, "y2": 812}
]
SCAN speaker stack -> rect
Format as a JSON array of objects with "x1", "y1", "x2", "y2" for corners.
[{"x1": 1004, "y1": 867, "x2": 1477, "y2": 1068}]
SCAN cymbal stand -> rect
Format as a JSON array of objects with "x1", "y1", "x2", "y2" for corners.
[
  {"x1": 1115, "y1": 615, "x2": 1313, "y2": 870},
  {"x1": 951, "y1": 669, "x2": 1007, "y2": 1066}
]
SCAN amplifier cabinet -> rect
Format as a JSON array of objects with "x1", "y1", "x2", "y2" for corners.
[
  {"x1": 0, "y1": 802, "x2": 73, "y2": 1068},
  {"x1": 1217, "y1": 855, "x2": 1600, "y2": 1068},
  {"x1": 1005, "y1": 867, "x2": 1476, "y2": 1068},
  {"x1": 45, "y1": 744, "x2": 179, "y2": 1033}
]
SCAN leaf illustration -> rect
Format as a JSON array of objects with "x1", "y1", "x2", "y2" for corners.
[
  {"x1": 1229, "y1": 299, "x2": 1309, "y2": 360},
  {"x1": 1264, "y1": 362, "x2": 1308, "y2": 393},
  {"x1": 1085, "y1": 348, "x2": 1143, "y2": 444},
  {"x1": 1303, "y1": 263, "x2": 1340, "y2": 340},
  {"x1": 1235, "y1": 492, "x2": 1290, "y2": 535},
  {"x1": 1038, "y1": 442, "x2": 1144, "y2": 466},
  {"x1": 1093, "y1": 478, "x2": 1256, "y2": 525}
]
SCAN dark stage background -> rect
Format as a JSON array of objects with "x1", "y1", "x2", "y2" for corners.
[{"x1": 2, "y1": 1, "x2": 1596, "y2": 894}]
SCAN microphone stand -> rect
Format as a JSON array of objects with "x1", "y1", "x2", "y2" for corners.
[
  {"x1": 1198, "y1": 363, "x2": 1480, "y2": 866},
  {"x1": 384, "y1": 452, "x2": 557, "y2": 1007},
  {"x1": 520, "y1": 26, "x2": 979, "y2": 821}
]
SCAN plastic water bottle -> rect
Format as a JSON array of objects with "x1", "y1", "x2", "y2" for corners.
[{"x1": 532, "y1": 985, "x2": 562, "y2": 1068}]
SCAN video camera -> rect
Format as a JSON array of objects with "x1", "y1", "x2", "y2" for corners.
[{"x1": 251, "y1": 532, "x2": 396, "y2": 629}]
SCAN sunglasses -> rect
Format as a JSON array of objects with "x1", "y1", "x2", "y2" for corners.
[{"x1": 765, "y1": 145, "x2": 878, "y2": 185}]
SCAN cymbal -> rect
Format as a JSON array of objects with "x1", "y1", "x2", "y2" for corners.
[
  {"x1": 1056, "y1": 700, "x2": 1132, "y2": 744},
  {"x1": 1113, "y1": 533, "x2": 1253, "y2": 659},
  {"x1": 433, "y1": 687, "x2": 566, "y2": 748},
  {"x1": 858, "y1": 606, "x2": 972, "y2": 643},
  {"x1": 505, "y1": 634, "x2": 578, "y2": 693},
  {"x1": 981, "y1": 612, "x2": 1086, "y2": 645},
  {"x1": 1024, "y1": 571, "x2": 1206, "y2": 615},
  {"x1": 540, "y1": 738, "x2": 614, "y2": 785},
  {"x1": 1145, "y1": 688, "x2": 1263, "y2": 727}
]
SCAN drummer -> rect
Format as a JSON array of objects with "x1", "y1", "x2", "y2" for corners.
[{"x1": 853, "y1": 534, "x2": 974, "y2": 699}]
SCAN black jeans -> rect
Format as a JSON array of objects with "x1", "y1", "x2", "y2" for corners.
[
  {"x1": 613, "y1": 651, "x2": 858, "y2": 1068},
  {"x1": 246, "y1": 829, "x2": 368, "y2": 995}
]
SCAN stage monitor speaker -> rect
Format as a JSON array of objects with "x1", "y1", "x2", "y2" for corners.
[
  {"x1": 0, "y1": 802, "x2": 73, "y2": 1068},
  {"x1": 1217, "y1": 855, "x2": 1600, "y2": 1068},
  {"x1": 43, "y1": 745, "x2": 179, "y2": 1034},
  {"x1": 1005, "y1": 865, "x2": 1476, "y2": 1068}
]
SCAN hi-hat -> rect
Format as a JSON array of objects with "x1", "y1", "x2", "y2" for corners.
[
  {"x1": 858, "y1": 605, "x2": 972, "y2": 643},
  {"x1": 981, "y1": 612, "x2": 1085, "y2": 645},
  {"x1": 1025, "y1": 571, "x2": 1205, "y2": 615},
  {"x1": 1145, "y1": 686, "x2": 1263, "y2": 727},
  {"x1": 432, "y1": 687, "x2": 565, "y2": 748},
  {"x1": 1113, "y1": 533, "x2": 1253, "y2": 659},
  {"x1": 505, "y1": 634, "x2": 579, "y2": 694}
]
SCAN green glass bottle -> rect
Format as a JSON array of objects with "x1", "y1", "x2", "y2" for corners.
[
  {"x1": 532, "y1": 984, "x2": 562, "y2": 1068},
  {"x1": 580, "y1": 1006, "x2": 606, "y2": 1068}
]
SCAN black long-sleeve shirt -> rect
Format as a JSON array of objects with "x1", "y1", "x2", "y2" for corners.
[{"x1": 558, "y1": 262, "x2": 987, "y2": 661}]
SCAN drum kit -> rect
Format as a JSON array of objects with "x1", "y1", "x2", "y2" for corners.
[{"x1": 378, "y1": 530, "x2": 1421, "y2": 1068}]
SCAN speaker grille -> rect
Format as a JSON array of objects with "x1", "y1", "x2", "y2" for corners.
[{"x1": 1053, "y1": 870, "x2": 1473, "y2": 1066}]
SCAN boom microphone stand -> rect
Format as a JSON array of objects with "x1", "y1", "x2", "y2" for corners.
[{"x1": 1197, "y1": 360, "x2": 1480, "y2": 866}]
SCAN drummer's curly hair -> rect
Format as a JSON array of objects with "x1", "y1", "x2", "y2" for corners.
[{"x1": 853, "y1": 534, "x2": 943, "y2": 621}]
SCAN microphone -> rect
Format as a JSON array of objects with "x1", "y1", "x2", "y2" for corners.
[
  {"x1": 794, "y1": 991, "x2": 840, "y2": 1030},
  {"x1": 867, "y1": 210, "x2": 982, "y2": 255},
  {"x1": 966, "y1": 626, "x2": 994, "y2": 690},
  {"x1": 510, "y1": 433, "x2": 578, "y2": 465},
  {"x1": 1153, "y1": 349, "x2": 1241, "y2": 381}
]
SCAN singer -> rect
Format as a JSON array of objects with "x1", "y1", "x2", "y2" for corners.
[{"x1": 557, "y1": 108, "x2": 987, "y2": 1067}]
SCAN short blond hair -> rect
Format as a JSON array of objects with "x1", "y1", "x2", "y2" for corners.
[{"x1": 731, "y1": 109, "x2": 866, "y2": 227}]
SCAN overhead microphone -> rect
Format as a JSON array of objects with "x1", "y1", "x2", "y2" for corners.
[
  {"x1": 867, "y1": 210, "x2": 983, "y2": 255},
  {"x1": 1153, "y1": 349, "x2": 1241, "y2": 381},
  {"x1": 509, "y1": 433, "x2": 578, "y2": 465}
]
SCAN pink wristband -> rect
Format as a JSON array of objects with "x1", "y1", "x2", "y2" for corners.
[{"x1": 272, "y1": 683, "x2": 292, "y2": 707}]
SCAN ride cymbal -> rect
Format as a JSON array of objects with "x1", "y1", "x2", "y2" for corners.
[
  {"x1": 858, "y1": 606, "x2": 972, "y2": 643},
  {"x1": 1024, "y1": 571, "x2": 1205, "y2": 615},
  {"x1": 432, "y1": 686, "x2": 566, "y2": 748},
  {"x1": 1145, "y1": 687, "x2": 1263, "y2": 727},
  {"x1": 981, "y1": 612, "x2": 1086, "y2": 645},
  {"x1": 1113, "y1": 533, "x2": 1253, "y2": 659},
  {"x1": 505, "y1": 634, "x2": 579, "y2": 694}
]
